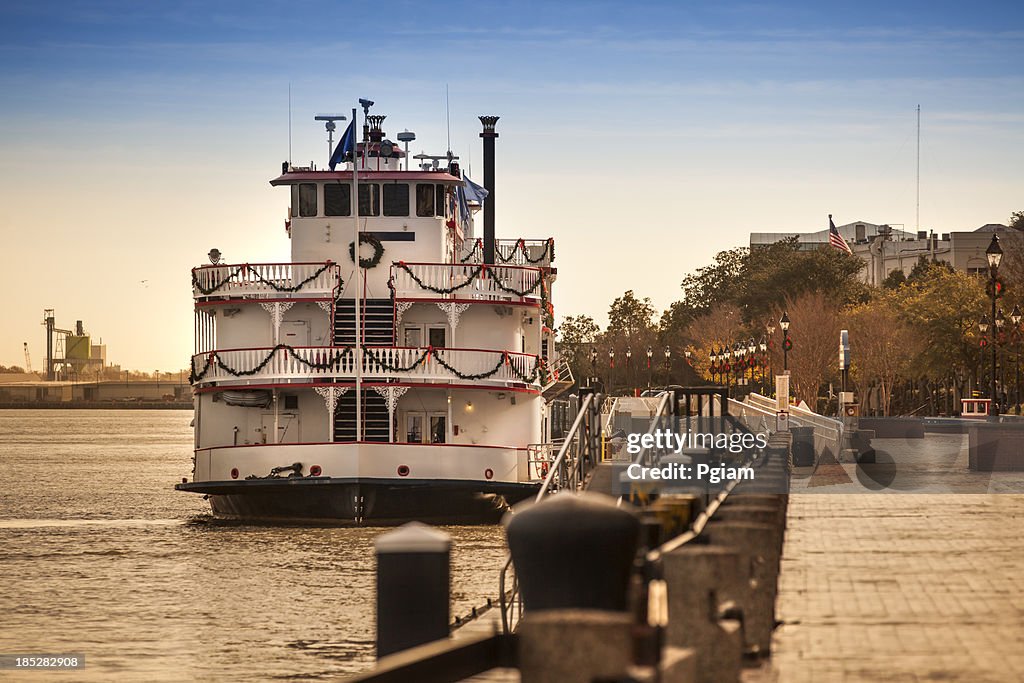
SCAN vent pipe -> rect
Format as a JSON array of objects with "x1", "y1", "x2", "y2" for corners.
[{"x1": 479, "y1": 116, "x2": 499, "y2": 264}]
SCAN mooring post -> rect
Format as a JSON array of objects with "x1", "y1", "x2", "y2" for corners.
[
  {"x1": 507, "y1": 492, "x2": 646, "y2": 682},
  {"x1": 375, "y1": 522, "x2": 452, "y2": 658}
]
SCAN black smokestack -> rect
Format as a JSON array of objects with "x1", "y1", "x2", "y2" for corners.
[{"x1": 479, "y1": 116, "x2": 499, "y2": 265}]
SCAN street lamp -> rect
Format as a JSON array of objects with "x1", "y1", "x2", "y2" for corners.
[
  {"x1": 747, "y1": 337, "x2": 756, "y2": 386},
  {"x1": 646, "y1": 346, "x2": 653, "y2": 387},
  {"x1": 780, "y1": 311, "x2": 791, "y2": 372},
  {"x1": 759, "y1": 337, "x2": 768, "y2": 393},
  {"x1": 986, "y1": 234, "x2": 1003, "y2": 417},
  {"x1": 626, "y1": 347, "x2": 632, "y2": 390},
  {"x1": 979, "y1": 315, "x2": 990, "y2": 403},
  {"x1": 1012, "y1": 305, "x2": 1022, "y2": 414},
  {"x1": 664, "y1": 346, "x2": 671, "y2": 384}
]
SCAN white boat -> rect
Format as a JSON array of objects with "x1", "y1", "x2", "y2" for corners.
[{"x1": 176, "y1": 103, "x2": 573, "y2": 523}]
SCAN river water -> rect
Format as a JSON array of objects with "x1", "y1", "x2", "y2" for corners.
[{"x1": 0, "y1": 410, "x2": 508, "y2": 680}]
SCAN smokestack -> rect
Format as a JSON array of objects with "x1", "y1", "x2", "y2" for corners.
[{"x1": 479, "y1": 116, "x2": 499, "y2": 265}]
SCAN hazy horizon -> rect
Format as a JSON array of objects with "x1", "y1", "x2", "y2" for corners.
[{"x1": 1, "y1": 1, "x2": 1022, "y2": 370}]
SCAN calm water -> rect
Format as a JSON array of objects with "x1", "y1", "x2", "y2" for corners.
[{"x1": 0, "y1": 410, "x2": 508, "y2": 681}]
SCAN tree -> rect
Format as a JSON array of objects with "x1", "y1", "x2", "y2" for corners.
[
  {"x1": 780, "y1": 291, "x2": 842, "y2": 408},
  {"x1": 882, "y1": 269, "x2": 907, "y2": 290},
  {"x1": 1010, "y1": 210, "x2": 1023, "y2": 231},
  {"x1": 739, "y1": 241, "x2": 868, "y2": 323},
  {"x1": 683, "y1": 303, "x2": 745, "y2": 380},
  {"x1": 556, "y1": 315, "x2": 599, "y2": 386},
  {"x1": 844, "y1": 296, "x2": 921, "y2": 416},
  {"x1": 895, "y1": 264, "x2": 986, "y2": 382},
  {"x1": 675, "y1": 247, "x2": 748, "y2": 322},
  {"x1": 605, "y1": 291, "x2": 659, "y2": 391}
]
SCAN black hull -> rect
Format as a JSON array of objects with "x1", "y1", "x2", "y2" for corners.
[{"x1": 176, "y1": 478, "x2": 539, "y2": 525}]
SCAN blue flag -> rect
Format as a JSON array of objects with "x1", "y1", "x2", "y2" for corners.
[
  {"x1": 328, "y1": 120, "x2": 356, "y2": 171},
  {"x1": 463, "y1": 174, "x2": 489, "y2": 204}
]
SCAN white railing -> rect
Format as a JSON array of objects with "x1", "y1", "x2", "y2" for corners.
[
  {"x1": 192, "y1": 262, "x2": 341, "y2": 300},
  {"x1": 391, "y1": 262, "x2": 544, "y2": 303},
  {"x1": 460, "y1": 239, "x2": 554, "y2": 267},
  {"x1": 191, "y1": 346, "x2": 542, "y2": 388}
]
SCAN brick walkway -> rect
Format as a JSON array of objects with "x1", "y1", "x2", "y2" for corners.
[{"x1": 747, "y1": 492, "x2": 1024, "y2": 682}]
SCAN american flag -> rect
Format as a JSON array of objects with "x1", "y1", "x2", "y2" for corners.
[{"x1": 829, "y1": 215, "x2": 852, "y2": 254}]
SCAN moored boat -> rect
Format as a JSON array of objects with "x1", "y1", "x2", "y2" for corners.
[{"x1": 176, "y1": 102, "x2": 573, "y2": 523}]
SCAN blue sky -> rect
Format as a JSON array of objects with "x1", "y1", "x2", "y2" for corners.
[{"x1": 1, "y1": 1, "x2": 1022, "y2": 370}]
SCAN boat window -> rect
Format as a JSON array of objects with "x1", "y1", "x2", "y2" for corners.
[
  {"x1": 428, "y1": 326, "x2": 446, "y2": 348},
  {"x1": 430, "y1": 415, "x2": 447, "y2": 444},
  {"x1": 383, "y1": 183, "x2": 409, "y2": 216},
  {"x1": 436, "y1": 185, "x2": 446, "y2": 217},
  {"x1": 406, "y1": 414, "x2": 424, "y2": 443},
  {"x1": 359, "y1": 183, "x2": 380, "y2": 216},
  {"x1": 324, "y1": 184, "x2": 351, "y2": 216},
  {"x1": 403, "y1": 326, "x2": 423, "y2": 347},
  {"x1": 298, "y1": 183, "x2": 317, "y2": 217},
  {"x1": 416, "y1": 184, "x2": 435, "y2": 217}
]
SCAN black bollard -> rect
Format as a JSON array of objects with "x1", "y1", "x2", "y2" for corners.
[
  {"x1": 506, "y1": 492, "x2": 640, "y2": 612},
  {"x1": 375, "y1": 522, "x2": 451, "y2": 658}
]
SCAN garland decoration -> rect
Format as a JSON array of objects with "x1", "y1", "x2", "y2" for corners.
[
  {"x1": 192, "y1": 262, "x2": 338, "y2": 296},
  {"x1": 363, "y1": 347, "x2": 431, "y2": 373},
  {"x1": 349, "y1": 232, "x2": 385, "y2": 269},
  {"x1": 395, "y1": 262, "x2": 544, "y2": 298},
  {"x1": 190, "y1": 344, "x2": 353, "y2": 384},
  {"x1": 189, "y1": 344, "x2": 544, "y2": 385},
  {"x1": 460, "y1": 238, "x2": 555, "y2": 265},
  {"x1": 460, "y1": 239, "x2": 483, "y2": 263}
]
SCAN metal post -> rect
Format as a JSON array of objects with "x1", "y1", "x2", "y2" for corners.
[
  {"x1": 783, "y1": 329, "x2": 789, "y2": 372},
  {"x1": 375, "y1": 523, "x2": 451, "y2": 658},
  {"x1": 351, "y1": 106, "x2": 363, "y2": 441},
  {"x1": 991, "y1": 292, "x2": 998, "y2": 417},
  {"x1": 1017, "y1": 334, "x2": 1021, "y2": 414}
]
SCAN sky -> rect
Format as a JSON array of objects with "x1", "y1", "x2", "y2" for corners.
[{"x1": 1, "y1": 0, "x2": 1022, "y2": 371}]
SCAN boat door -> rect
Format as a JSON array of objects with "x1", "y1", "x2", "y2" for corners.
[
  {"x1": 261, "y1": 412, "x2": 300, "y2": 443},
  {"x1": 281, "y1": 320, "x2": 310, "y2": 346}
]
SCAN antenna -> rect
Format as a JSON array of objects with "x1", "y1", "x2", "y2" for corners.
[
  {"x1": 315, "y1": 114, "x2": 348, "y2": 164},
  {"x1": 288, "y1": 83, "x2": 292, "y2": 165},
  {"x1": 916, "y1": 104, "x2": 920, "y2": 235},
  {"x1": 445, "y1": 84, "x2": 451, "y2": 156}
]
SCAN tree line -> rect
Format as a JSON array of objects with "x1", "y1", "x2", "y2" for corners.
[{"x1": 557, "y1": 211, "x2": 1024, "y2": 416}]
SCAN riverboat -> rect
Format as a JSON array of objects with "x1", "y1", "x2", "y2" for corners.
[{"x1": 176, "y1": 103, "x2": 572, "y2": 523}]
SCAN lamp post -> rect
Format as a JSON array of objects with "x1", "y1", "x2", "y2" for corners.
[
  {"x1": 589, "y1": 346, "x2": 597, "y2": 388},
  {"x1": 979, "y1": 315, "x2": 990, "y2": 398},
  {"x1": 986, "y1": 234, "x2": 1003, "y2": 417},
  {"x1": 1012, "y1": 305, "x2": 1022, "y2": 414},
  {"x1": 747, "y1": 337, "x2": 756, "y2": 387},
  {"x1": 734, "y1": 341, "x2": 743, "y2": 390},
  {"x1": 608, "y1": 349, "x2": 615, "y2": 393},
  {"x1": 664, "y1": 346, "x2": 671, "y2": 385},
  {"x1": 780, "y1": 311, "x2": 791, "y2": 372},
  {"x1": 759, "y1": 337, "x2": 768, "y2": 394},
  {"x1": 710, "y1": 347, "x2": 718, "y2": 384},
  {"x1": 626, "y1": 347, "x2": 632, "y2": 391},
  {"x1": 646, "y1": 346, "x2": 653, "y2": 388},
  {"x1": 996, "y1": 309, "x2": 1006, "y2": 412}
]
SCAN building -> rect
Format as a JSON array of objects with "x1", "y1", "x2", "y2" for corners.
[{"x1": 750, "y1": 220, "x2": 1016, "y2": 286}]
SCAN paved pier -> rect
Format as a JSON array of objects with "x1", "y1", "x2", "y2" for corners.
[{"x1": 747, "y1": 491, "x2": 1024, "y2": 682}]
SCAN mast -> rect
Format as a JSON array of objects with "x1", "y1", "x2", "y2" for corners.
[{"x1": 352, "y1": 105, "x2": 362, "y2": 443}]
